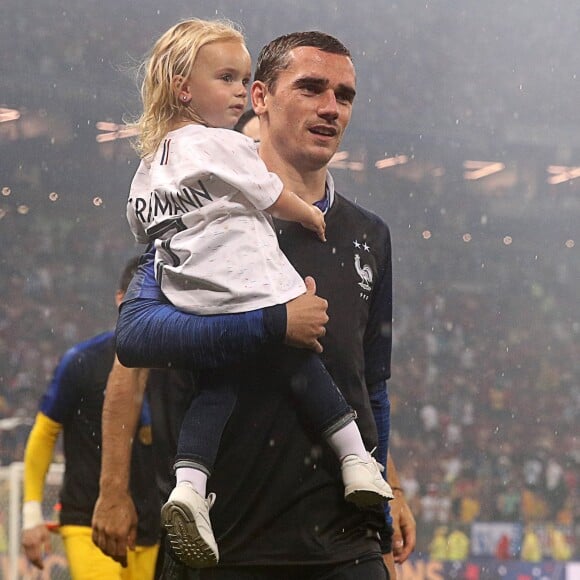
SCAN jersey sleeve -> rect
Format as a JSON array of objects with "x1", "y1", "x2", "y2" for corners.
[
  {"x1": 127, "y1": 160, "x2": 151, "y2": 244},
  {"x1": 363, "y1": 228, "x2": 393, "y2": 386},
  {"x1": 198, "y1": 131, "x2": 283, "y2": 210},
  {"x1": 23, "y1": 412, "x2": 62, "y2": 503},
  {"x1": 368, "y1": 380, "x2": 390, "y2": 470},
  {"x1": 116, "y1": 246, "x2": 287, "y2": 369},
  {"x1": 368, "y1": 382, "x2": 393, "y2": 526},
  {"x1": 364, "y1": 225, "x2": 393, "y2": 526}
]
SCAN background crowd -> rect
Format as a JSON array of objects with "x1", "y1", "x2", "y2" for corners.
[
  {"x1": 1, "y1": 0, "x2": 579, "y2": 561},
  {"x1": 1, "y1": 159, "x2": 578, "y2": 558}
]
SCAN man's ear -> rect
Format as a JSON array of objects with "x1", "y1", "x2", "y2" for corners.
[{"x1": 251, "y1": 81, "x2": 268, "y2": 113}]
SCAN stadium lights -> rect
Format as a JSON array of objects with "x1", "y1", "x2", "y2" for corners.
[
  {"x1": 463, "y1": 160, "x2": 505, "y2": 180},
  {"x1": 329, "y1": 150, "x2": 364, "y2": 171},
  {"x1": 0, "y1": 107, "x2": 21, "y2": 123},
  {"x1": 95, "y1": 121, "x2": 139, "y2": 143},
  {"x1": 331, "y1": 151, "x2": 349, "y2": 162},
  {"x1": 546, "y1": 165, "x2": 580, "y2": 185},
  {"x1": 375, "y1": 155, "x2": 409, "y2": 170}
]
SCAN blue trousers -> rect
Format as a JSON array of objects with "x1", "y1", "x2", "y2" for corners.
[{"x1": 176, "y1": 347, "x2": 355, "y2": 474}]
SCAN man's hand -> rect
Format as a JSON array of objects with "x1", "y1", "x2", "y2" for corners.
[
  {"x1": 390, "y1": 491, "x2": 416, "y2": 564},
  {"x1": 285, "y1": 276, "x2": 328, "y2": 353},
  {"x1": 22, "y1": 524, "x2": 51, "y2": 569},
  {"x1": 383, "y1": 551, "x2": 397, "y2": 580},
  {"x1": 91, "y1": 490, "x2": 137, "y2": 567}
]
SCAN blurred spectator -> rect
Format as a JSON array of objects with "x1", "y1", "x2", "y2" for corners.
[
  {"x1": 495, "y1": 480, "x2": 521, "y2": 521},
  {"x1": 420, "y1": 483, "x2": 452, "y2": 526},
  {"x1": 428, "y1": 526, "x2": 448, "y2": 561},
  {"x1": 547, "y1": 525, "x2": 572, "y2": 561},
  {"x1": 446, "y1": 527, "x2": 470, "y2": 561},
  {"x1": 521, "y1": 525, "x2": 542, "y2": 562},
  {"x1": 495, "y1": 533, "x2": 511, "y2": 560}
]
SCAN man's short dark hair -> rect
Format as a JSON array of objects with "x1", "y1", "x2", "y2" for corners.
[
  {"x1": 118, "y1": 256, "x2": 140, "y2": 293},
  {"x1": 254, "y1": 31, "x2": 352, "y2": 91},
  {"x1": 233, "y1": 109, "x2": 257, "y2": 134}
]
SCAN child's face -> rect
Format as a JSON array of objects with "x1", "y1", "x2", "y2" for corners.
[{"x1": 183, "y1": 39, "x2": 252, "y2": 129}]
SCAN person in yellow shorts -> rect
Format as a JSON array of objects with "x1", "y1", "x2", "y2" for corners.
[
  {"x1": 59, "y1": 526, "x2": 158, "y2": 579},
  {"x1": 21, "y1": 257, "x2": 160, "y2": 579}
]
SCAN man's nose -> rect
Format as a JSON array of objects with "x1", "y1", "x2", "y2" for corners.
[{"x1": 318, "y1": 90, "x2": 339, "y2": 119}]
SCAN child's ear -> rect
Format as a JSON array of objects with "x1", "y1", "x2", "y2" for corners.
[
  {"x1": 173, "y1": 75, "x2": 192, "y2": 104},
  {"x1": 251, "y1": 81, "x2": 268, "y2": 114}
]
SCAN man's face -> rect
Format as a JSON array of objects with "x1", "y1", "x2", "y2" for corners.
[{"x1": 262, "y1": 47, "x2": 356, "y2": 171}]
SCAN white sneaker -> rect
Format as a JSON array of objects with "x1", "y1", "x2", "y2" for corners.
[
  {"x1": 341, "y1": 454, "x2": 395, "y2": 507},
  {"x1": 161, "y1": 482, "x2": 219, "y2": 568}
]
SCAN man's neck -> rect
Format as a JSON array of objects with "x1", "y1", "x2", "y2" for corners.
[
  {"x1": 260, "y1": 149, "x2": 327, "y2": 205},
  {"x1": 279, "y1": 167, "x2": 327, "y2": 205}
]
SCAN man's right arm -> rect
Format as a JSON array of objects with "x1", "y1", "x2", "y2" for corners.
[
  {"x1": 116, "y1": 247, "x2": 327, "y2": 369},
  {"x1": 91, "y1": 358, "x2": 149, "y2": 566}
]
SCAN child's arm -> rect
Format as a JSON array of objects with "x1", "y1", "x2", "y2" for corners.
[{"x1": 266, "y1": 188, "x2": 326, "y2": 242}]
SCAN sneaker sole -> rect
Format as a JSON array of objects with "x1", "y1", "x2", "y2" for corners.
[
  {"x1": 161, "y1": 501, "x2": 218, "y2": 568},
  {"x1": 345, "y1": 487, "x2": 394, "y2": 508}
]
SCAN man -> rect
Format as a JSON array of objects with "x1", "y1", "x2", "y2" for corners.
[
  {"x1": 234, "y1": 101, "x2": 414, "y2": 576},
  {"x1": 93, "y1": 31, "x2": 415, "y2": 578},
  {"x1": 21, "y1": 258, "x2": 160, "y2": 579}
]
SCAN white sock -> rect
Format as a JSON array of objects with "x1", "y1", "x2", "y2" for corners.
[
  {"x1": 326, "y1": 421, "x2": 369, "y2": 462},
  {"x1": 175, "y1": 467, "x2": 208, "y2": 498}
]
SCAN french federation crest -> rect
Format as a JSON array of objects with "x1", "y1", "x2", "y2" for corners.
[{"x1": 354, "y1": 253, "x2": 373, "y2": 291}]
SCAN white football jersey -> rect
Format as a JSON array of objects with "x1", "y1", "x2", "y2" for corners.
[{"x1": 127, "y1": 125, "x2": 306, "y2": 314}]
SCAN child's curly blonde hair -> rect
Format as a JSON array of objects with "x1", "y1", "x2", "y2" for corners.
[{"x1": 133, "y1": 18, "x2": 245, "y2": 159}]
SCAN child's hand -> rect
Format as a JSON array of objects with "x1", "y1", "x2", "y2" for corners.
[{"x1": 301, "y1": 206, "x2": 326, "y2": 242}]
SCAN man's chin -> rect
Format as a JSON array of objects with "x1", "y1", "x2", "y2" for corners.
[{"x1": 312, "y1": 149, "x2": 337, "y2": 168}]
